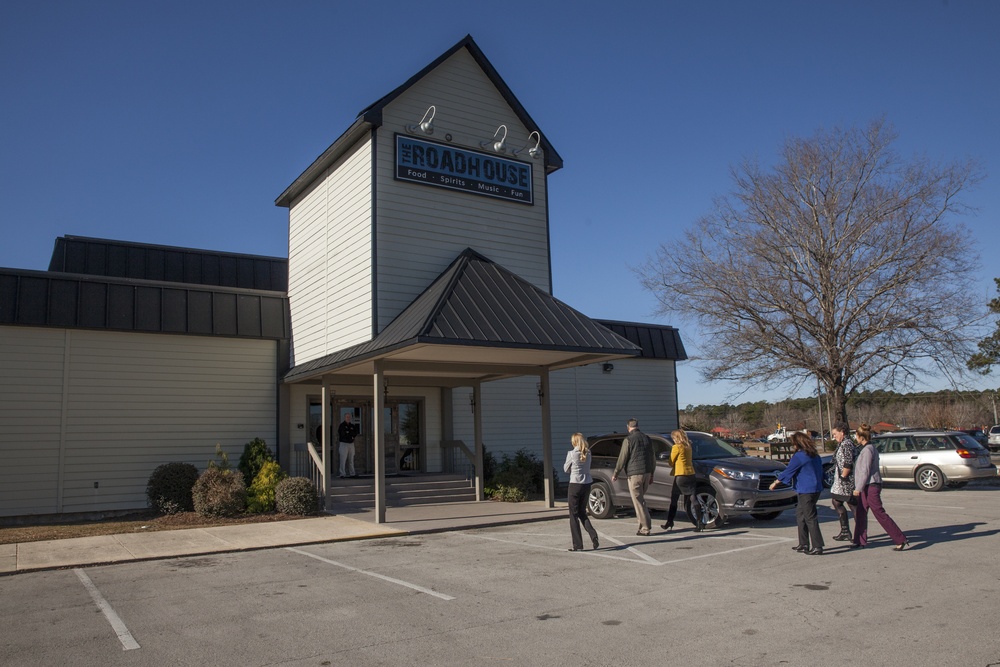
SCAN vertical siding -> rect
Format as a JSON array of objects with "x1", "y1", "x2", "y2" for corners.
[
  {"x1": 0, "y1": 328, "x2": 66, "y2": 515},
  {"x1": 450, "y1": 360, "x2": 678, "y2": 475},
  {"x1": 287, "y1": 137, "x2": 373, "y2": 365},
  {"x1": 374, "y1": 48, "x2": 550, "y2": 330},
  {"x1": 0, "y1": 327, "x2": 277, "y2": 517}
]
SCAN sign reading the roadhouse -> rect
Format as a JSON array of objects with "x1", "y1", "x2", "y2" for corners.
[{"x1": 395, "y1": 134, "x2": 533, "y2": 205}]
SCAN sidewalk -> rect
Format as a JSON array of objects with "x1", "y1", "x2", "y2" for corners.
[{"x1": 0, "y1": 500, "x2": 567, "y2": 575}]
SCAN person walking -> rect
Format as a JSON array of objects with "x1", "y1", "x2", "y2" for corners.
[
  {"x1": 851, "y1": 423, "x2": 909, "y2": 551},
  {"x1": 661, "y1": 429, "x2": 703, "y2": 532},
  {"x1": 612, "y1": 418, "x2": 656, "y2": 536},
  {"x1": 769, "y1": 431, "x2": 825, "y2": 555},
  {"x1": 564, "y1": 433, "x2": 600, "y2": 551},
  {"x1": 829, "y1": 421, "x2": 859, "y2": 541}
]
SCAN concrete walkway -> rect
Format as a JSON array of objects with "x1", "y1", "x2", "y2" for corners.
[{"x1": 0, "y1": 500, "x2": 567, "y2": 575}]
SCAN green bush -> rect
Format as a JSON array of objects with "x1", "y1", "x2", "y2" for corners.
[
  {"x1": 485, "y1": 448, "x2": 544, "y2": 502},
  {"x1": 192, "y1": 467, "x2": 247, "y2": 517},
  {"x1": 247, "y1": 461, "x2": 288, "y2": 514},
  {"x1": 146, "y1": 462, "x2": 199, "y2": 514},
  {"x1": 275, "y1": 477, "x2": 319, "y2": 515},
  {"x1": 238, "y1": 437, "x2": 274, "y2": 487}
]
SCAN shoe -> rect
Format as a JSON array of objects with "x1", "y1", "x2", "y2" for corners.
[
  {"x1": 806, "y1": 548, "x2": 823, "y2": 556},
  {"x1": 792, "y1": 545, "x2": 808, "y2": 552},
  {"x1": 832, "y1": 531, "x2": 852, "y2": 541},
  {"x1": 636, "y1": 529, "x2": 650, "y2": 536},
  {"x1": 567, "y1": 547, "x2": 581, "y2": 552},
  {"x1": 848, "y1": 542, "x2": 865, "y2": 549},
  {"x1": 893, "y1": 541, "x2": 909, "y2": 552},
  {"x1": 592, "y1": 537, "x2": 600, "y2": 550},
  {"x1": 694, "y1": 522, "x2": 705, "y2": 533},
  {"x1": 660, "y1": 520, "x2": 674, "y2": 532}
]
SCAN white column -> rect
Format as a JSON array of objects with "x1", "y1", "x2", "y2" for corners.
[
  {"x1": 540, "y1": 369, "x2": 554, "y2": 508},
  {"x1": 473, "y1": 381, "x2": 484, "y2": 501},
  {"x1": 321, "y1": 378, "x2": 333, "y2": 511},
  {"x1": 373, "y1": 361, "x2": 386, "y2": 523}
]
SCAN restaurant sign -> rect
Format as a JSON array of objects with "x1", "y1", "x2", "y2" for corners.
[{"x1": 395, "y1": 134, "x2": 533, "y2": 205}]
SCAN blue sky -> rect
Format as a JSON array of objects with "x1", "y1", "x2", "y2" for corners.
[{"x1": 2, "y1": 0, "x2": 998, "y2": 407}]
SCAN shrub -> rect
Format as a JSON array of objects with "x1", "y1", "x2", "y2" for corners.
[
  {"x1": 238, "y1": 437, "x2": 275, "y2": 487},
  {"x1": 246, "y1": 461, "x2": 288, "y2": 514},
  {"x1": 275, "y1": 477, "x2": 319, "y2": 515},
  {"x1": 146, "y1": 462, "x2": 199, "y2": 514},
  {"x1": 192, "y1": 467, "x2": 247, "y2": 517},
  {"x1": 484, "y1": 448, "x2": 544, "y2": 502},
  {"x1": 208, "y1": 443, "x2": 232, "y2": 471}
]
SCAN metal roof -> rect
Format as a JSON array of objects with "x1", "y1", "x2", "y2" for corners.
[
  {"x1": 595, "y1": 320, "x2": 688, "y2": 361},
  {"x1": 283, "y1": 248, "x2": 641, "y2": 383}
]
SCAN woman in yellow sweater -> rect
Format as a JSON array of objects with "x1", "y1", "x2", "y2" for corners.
[{"x1": 661, "y1": 429, "x2": 704, "y2": 532}]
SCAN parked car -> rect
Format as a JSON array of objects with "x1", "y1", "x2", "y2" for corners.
[
  {"x1": 586, "y1": 431, "x2": 798, "y2": 527},
  {"x1": 871, "y1": 430, "x2": 997, "y2": 491},
  {"x1": 988, "y1": 425, "x2": 1000, "y2": 452}
]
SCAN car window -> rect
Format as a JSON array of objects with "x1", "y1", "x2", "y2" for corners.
[
  {"x1": 651, "y1": 438, "x2": 671, "y2": 457},
  {"x1": 914, "y1": 436, "x2": 952, "y2": 451},
  {"x1": 688, "y1": 432, "x2": 743, "y2": 459},
  {"x1": 953, "y1": 433, "x2": 987, "y2": 450},
  {"x1": 590, "y1": 438, "x2": 622, "y2": 458},
  {"x1": 989, "y1": 426, "x2": 1000, "y2": 435},
  {"x1": 878, "y1": 437, "x2": 912, "y2": 453}
]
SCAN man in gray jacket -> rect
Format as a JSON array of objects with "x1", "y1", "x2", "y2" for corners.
[{"x1": 612, "y1": 418, "x2": 656, "y2": 536}]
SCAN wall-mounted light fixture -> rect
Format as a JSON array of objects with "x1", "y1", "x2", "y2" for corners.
[
  {"x1": 383, "y1": 378, "x2": 389, "y2": 400},
  {"x1": 480, "y1": 124, "x2": 507, "y2": 153},
  {"x1": 469, "y1": 391, "x2": 476, "y2": 414},
  {"x1": 405, "y1": 105, "x2": 436, "y2": 135},
  {"x1": 603, "y1": 363, "x2": 615, "y2": 374},
  {"x1": 536, "y1": 382, "x2": 545, "y2": 405},
  {"x1": 512, "y1": 131, "x2": 542, "y2": 159}
]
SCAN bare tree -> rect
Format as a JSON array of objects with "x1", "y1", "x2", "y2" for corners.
[
  {"x1": 968, "y1": 277, "x2": 1000, "y2": 374},
  {"x1": 640, "y1": 119, "x2": 983, "y2": 422}
]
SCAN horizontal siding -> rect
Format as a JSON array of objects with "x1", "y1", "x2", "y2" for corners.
[
  {"x1": 451, "y1": 360, "x2": 678, "y2": 477},
  {"x1": 0, "y1": 327, "x2": 65, "y2": 514},
  {"x1": 0, "y1": 326, "x2": 278, "y2": 517},
  {"x1": 288, "y1": 136, "x2": 373, "y2": 366},
  {"x1": 375, "y1": 48, "x2": 550, "y2": 330}
]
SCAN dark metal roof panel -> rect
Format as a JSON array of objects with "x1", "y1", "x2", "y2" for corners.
[
  {"x1": 595, "y1": 319, "x2": 688, "y2": 361},
  {"x1": 0, "y1": 268, "x2": 289, "y2": 341},
  {"x1": 48, "y1": 236, "x2": 288, "y2": 292}
]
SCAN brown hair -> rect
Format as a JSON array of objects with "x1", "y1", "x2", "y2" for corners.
[
  {"x1": 855, "y1": 423, "x2": 872, "y2": 443},
  {"x1": 671, "y1": 429, "x2": 691, "y2": 448},
  {"x1": 571, "y1": 432, "x2": 589, "y2": 461},
  {"x1": 790, "y1": 431, "x2": 818, "y2": 457}
]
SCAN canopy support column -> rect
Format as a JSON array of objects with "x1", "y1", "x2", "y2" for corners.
[
  {"x1": 539, "y1": 368, "x2": 554, "y2": 507},
  {"x1": 473, "y1": 381, "x2": 484, "y2": 501},
  {"x1": 373, "y1": 361, "x2": 386, "y2": 523}
]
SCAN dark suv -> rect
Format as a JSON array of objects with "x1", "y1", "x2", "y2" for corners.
[{"x1": 586, "y1": 431, "x2": 797, "y2": 527}]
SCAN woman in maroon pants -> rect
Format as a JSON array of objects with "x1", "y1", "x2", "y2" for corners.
[{"x1": 851, "y1": 423, "x2": 909, "y2": 551}]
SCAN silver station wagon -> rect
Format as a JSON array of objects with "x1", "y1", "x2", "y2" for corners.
[
  {"x1": 586, "y1": 431, "x2": 797, "y2": 528},
  {"x1": 872, "y1": 430, "x2": 998, "y2": 491}
]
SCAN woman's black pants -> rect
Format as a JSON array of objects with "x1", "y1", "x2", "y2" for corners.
[
  {"x1": 796, "y1": 492, "x2": 824, "y2": 550},
  {"x1": 568, "y1": 482, "x2": 599, "y2": 549}
]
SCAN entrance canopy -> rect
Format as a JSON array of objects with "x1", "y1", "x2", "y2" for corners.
[{"x1": 283, "y1": 248, "x2": 641, "y2": 386}]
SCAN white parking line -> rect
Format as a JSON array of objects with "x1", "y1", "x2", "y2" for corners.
[
  {"x1": 73, "y1": 569, "x2": 140, "y2": 651},
  {"x1": 286, "y1": 547, "x2": 455, "y2": 600},
  {"x1": 891, "y1": 502, "x2": 964, "y2": 510},
  {"x1": 658, "y1": 535, "x2": 795, "y2": 565}
]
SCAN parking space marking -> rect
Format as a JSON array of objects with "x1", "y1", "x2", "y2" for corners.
[
  {"x1": 73, "y1": 569, "x2": 140, "y2": 651},
  {"x1": 891, "y1": 502, "x2": 964, "y2": 510},
  {"x1": 286, "y1": 547, "x2": 455, "y2": 600},
  {"x1": 458, "y1": 529, "x2": 793, "y2": 567}
]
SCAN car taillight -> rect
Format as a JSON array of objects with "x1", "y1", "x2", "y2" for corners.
[{"x1": 955, "y1": 448, "x2": 977, "y2": 459}]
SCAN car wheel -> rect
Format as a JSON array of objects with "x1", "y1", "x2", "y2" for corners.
[
  {"x1": 588, "y1": 482, "x2": 615, "y2": 519},
  {"x1": 915, "y1": 465, "x2": 945, "y2": 492},
  {"x1": 692, "y1": 487, "x2": 721, "y2": 528},
  {"x1": 752, "y1": 511, "x2": 782, "y2": 521},
  {"x1": 822, "y1": 464, "x2": 835, "y2": 489}
]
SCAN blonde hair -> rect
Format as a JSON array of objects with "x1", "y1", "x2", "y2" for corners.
[
  {"x1": 671, "y1": 430, "x2": 690, "y2": 448},
  {"x1": 572, "y1": 432, "x2": 589, "y2": 461},
  {"x1": 855, "y1": 423, "x2": 872, "y2": 443}
]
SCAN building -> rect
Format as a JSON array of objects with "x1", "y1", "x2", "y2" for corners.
[{"x1": 0, "y1": 35, "x2": 685, "y2": 521}]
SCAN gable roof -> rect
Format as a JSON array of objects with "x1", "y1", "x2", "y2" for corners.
[
  {"x1": 283, "y1": 248, "x2": 639, "y2": 383},
  {"x1": 275, "y1": 35, "x2": 562, "y2": 208}
]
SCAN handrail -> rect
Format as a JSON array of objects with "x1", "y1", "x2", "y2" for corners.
[{"x1": 306, "y1": 441, "x2": 327, "y2": 509}]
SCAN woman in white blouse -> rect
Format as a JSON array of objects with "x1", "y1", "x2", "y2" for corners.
[{"x1": 564, "y1": 433, "x2": 600, "y2": 551}]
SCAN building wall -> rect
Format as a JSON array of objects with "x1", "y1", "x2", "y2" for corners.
[
  {"x1": 450, "y1": 359, "x2": 680, "y2": 476},
  {"x1": 0, "y1": 326, "x2": 278, "y2": 518},
  {"x1": 287, "y1": 136, "x2": 373, "y2": 365},
  {"x1": 373, "y1": 47, "x2": 551, "y2": 331}
]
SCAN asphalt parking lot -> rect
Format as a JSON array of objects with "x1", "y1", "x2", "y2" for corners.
[{"x1": 2, "y1": 483, "x2": 999, "y2": 667}]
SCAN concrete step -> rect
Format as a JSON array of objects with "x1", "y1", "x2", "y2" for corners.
[{"x1": 327, "y1": 473, "x2": 476, "y2": 509}]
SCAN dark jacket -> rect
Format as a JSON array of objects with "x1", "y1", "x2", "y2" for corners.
[
  {"x1": 614, "y1": 429, "x2": 656, "y2": 477},
  {"x1": 776, "y1": 450, "x2": 824, "y2": 494},
  {"x1": 338, "y1": 420, "x2": 360, "y2": 444}
]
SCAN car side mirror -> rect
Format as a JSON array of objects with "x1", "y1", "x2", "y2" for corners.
[{"x1": 658, "y1": 452, "x2": 670, "y2": 460}]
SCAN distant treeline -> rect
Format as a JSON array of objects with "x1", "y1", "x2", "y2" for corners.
[{"x1": 681, "y1": 388, "x2": 1000, "y2": 436}]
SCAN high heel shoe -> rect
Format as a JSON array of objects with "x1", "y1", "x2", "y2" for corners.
[
  {"x1": 660, "y1": 520, "x2": 674, "y2": 532},
  {"x1": 893, "y1": 541, "x2": 909, "y2": 552},
  {"x1": 592, "y1": 536, "x2": 600, "y2": 550}
]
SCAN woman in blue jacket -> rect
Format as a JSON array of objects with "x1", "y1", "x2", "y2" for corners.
[{"x1": 769, "y1": 431, "x2": 825, "y2": 555}]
